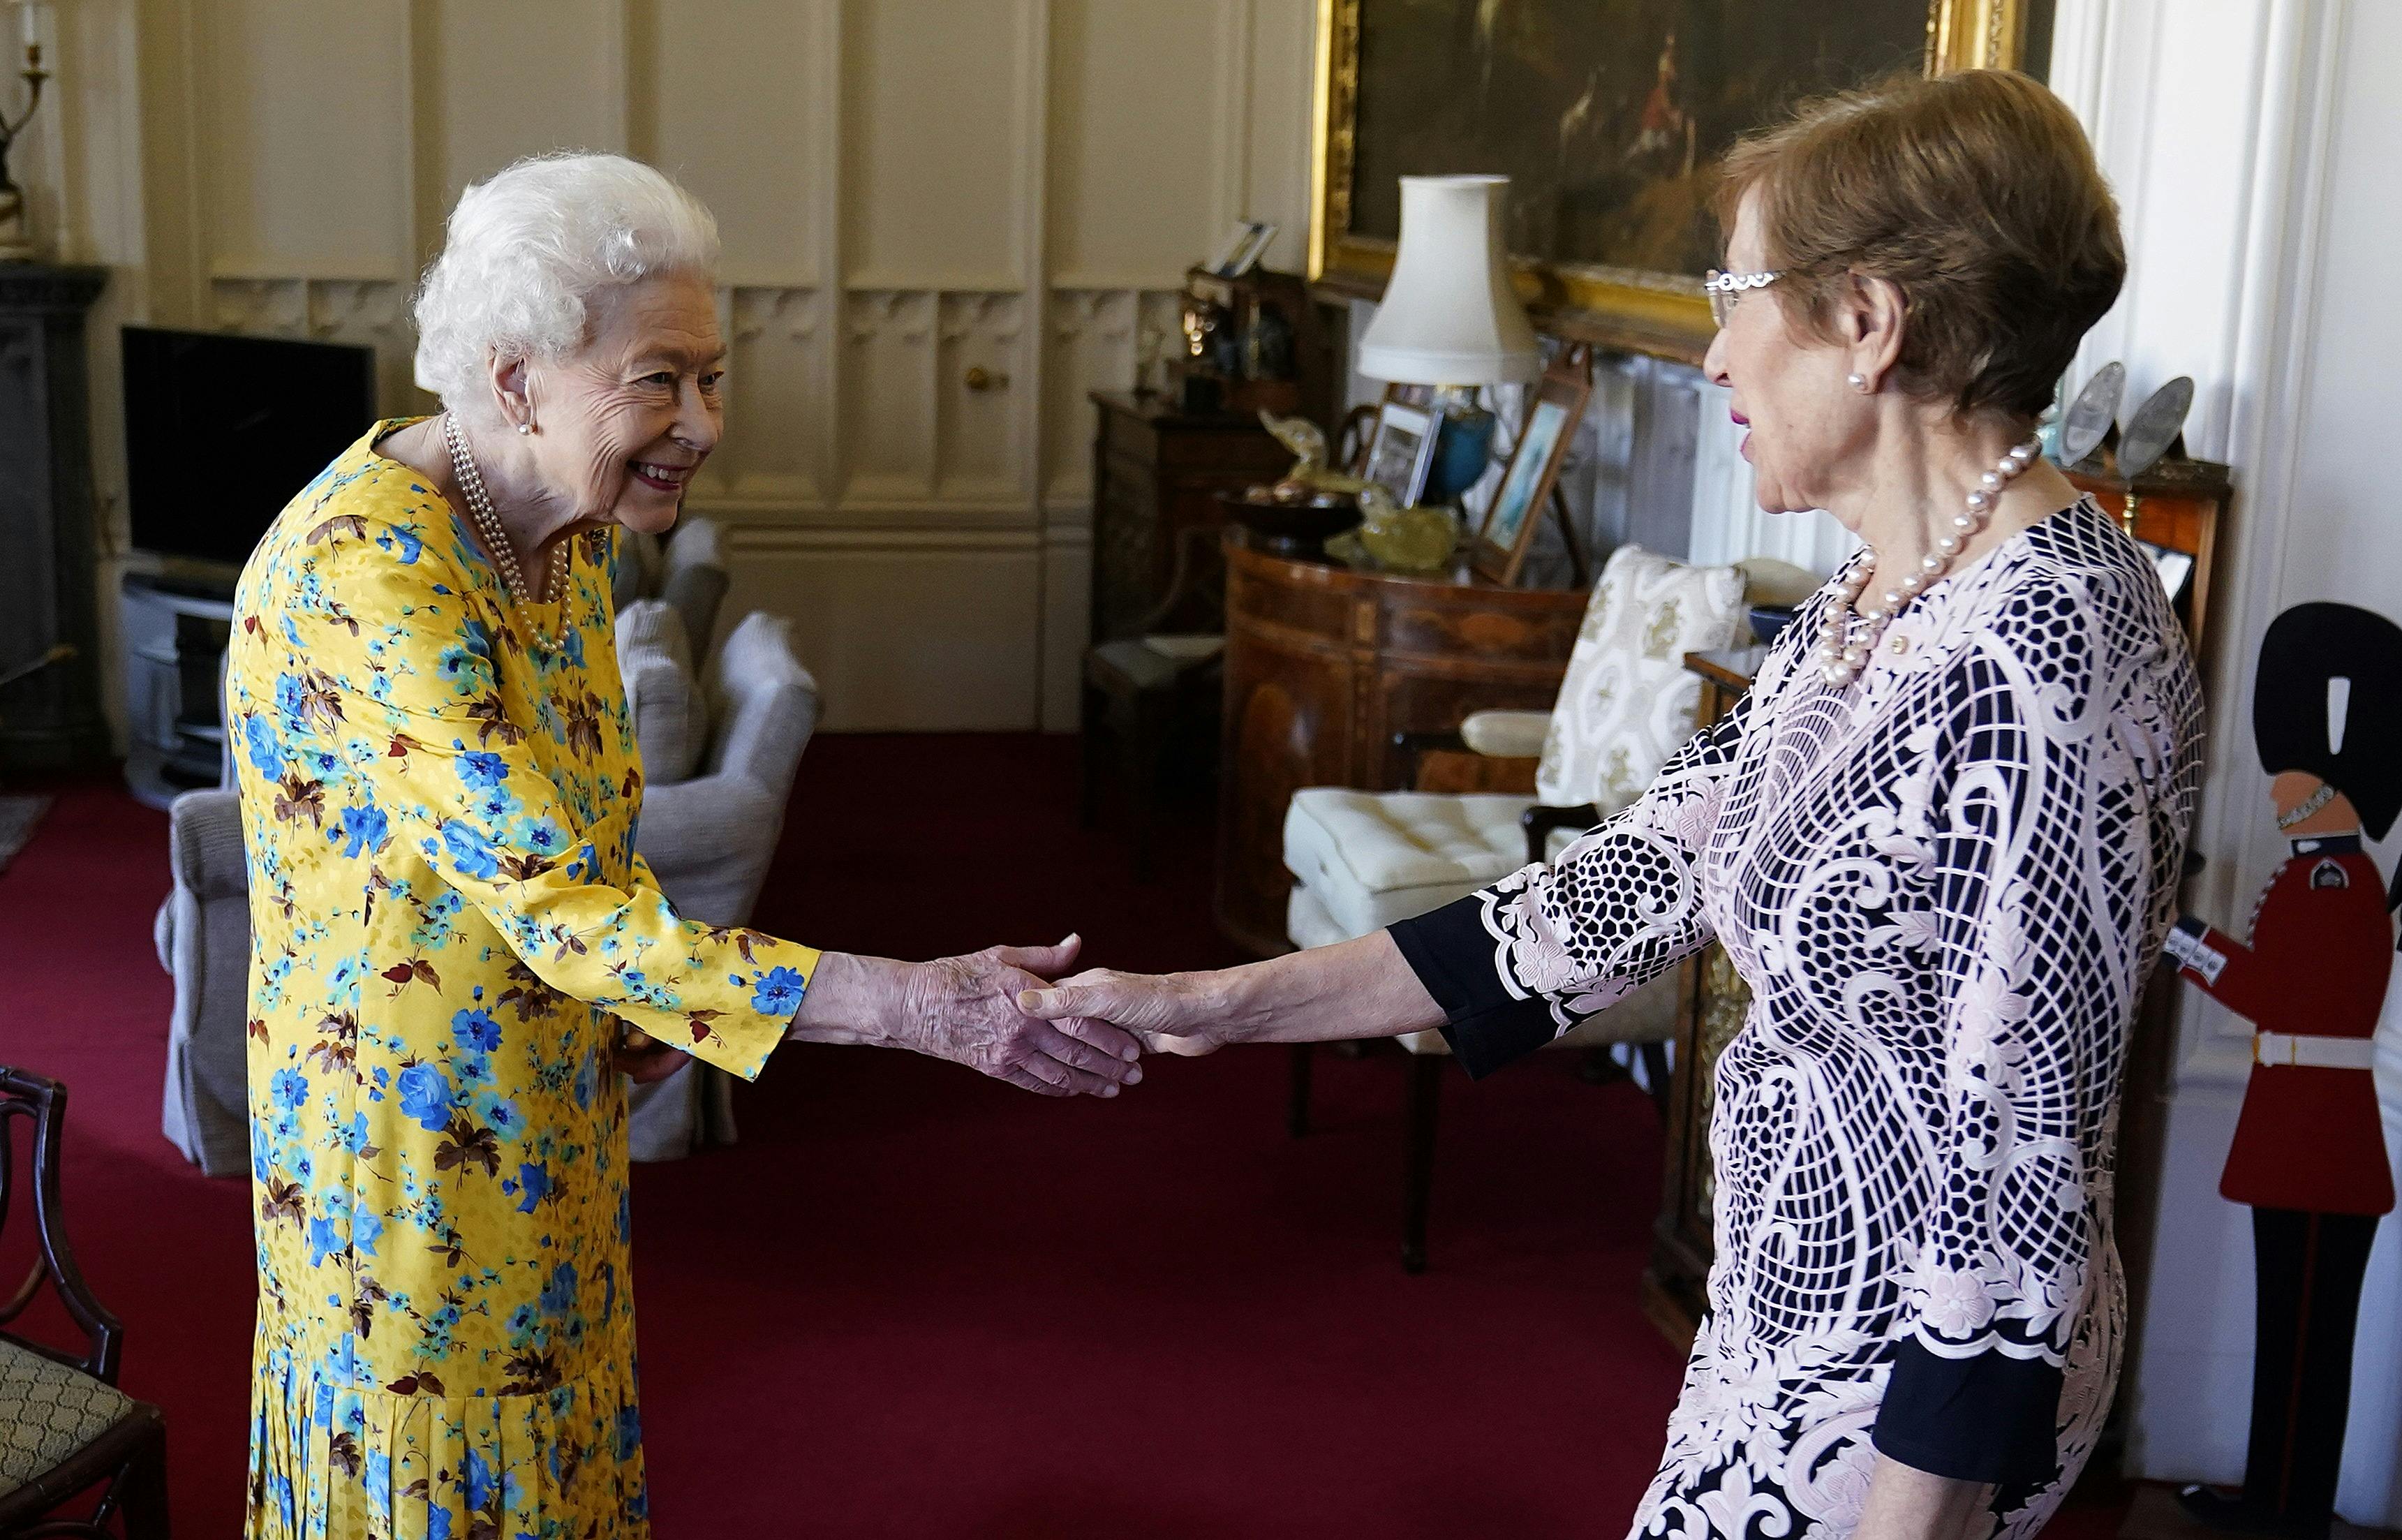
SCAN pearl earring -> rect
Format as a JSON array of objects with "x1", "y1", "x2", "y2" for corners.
[
  {"x1": 1847, "y1": 373, "x2": 1869, "y2": 392},
  {"x1": 517, "y1": 422, "x2": 533, "y2": 435}
]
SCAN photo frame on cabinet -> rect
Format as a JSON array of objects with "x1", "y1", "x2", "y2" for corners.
[
  {"x1": 1362, "y1": 397, "x2": 1439, "y2": 508},
  {"x1": 1213, "y1": 220, "x2": 1278, "y2": 278},
  {"x1": 1474, "y1": 344, "x2": 1594, "y2": 584}
]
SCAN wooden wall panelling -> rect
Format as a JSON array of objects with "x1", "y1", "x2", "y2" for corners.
[
  {"x1": 935, "y1": 290, "x2": 1029, "y2": 508},
  {"x1": 1041, "y1": 287, "x2": 1182, "y2": 505},
  {"x1": 195, "y1": 0, "x2": 410, "y2": 282},
  {"x1": 87, "y1": 0, "x2": 1317, "y2": 735},
  {"x1": 842, "y1": 0, "x2": 1035, "y2": 291},
  {"x1": 720, "y1": 286, "x2": 826, "y2": 510},
  {"x1": 723, "y1": 528, "x2": 1043, "y2": 732},
  {"x1": 424, "y1": 0, "x2": 624, "y2": 206},
  {"x1": 839, "y1": 289, "x2": 938, "y2": 506},
  {"x1": 1038, "y1": 522, "x2": 1092, "y2": 730}
]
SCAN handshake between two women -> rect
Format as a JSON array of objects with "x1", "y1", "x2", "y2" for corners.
[{"x1": 618, "y1": 929, "x2": 1440, "y2": 1096}]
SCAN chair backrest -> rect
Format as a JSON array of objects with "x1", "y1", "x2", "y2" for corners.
[
  {"x1": 1536, "y1": 544, "x2": 1746, "y2": 813},
  {"x1": 704, "y1": 610, "x2": 821, "y2": 792},
  {"x1": 1136, "y1": 524, "x2": 1229, "y2": 639},
  {"x1": 616, "y1": 599, "x2": 711, "y2": 784},
  {"x1": 0, "y1": 1067, "x2": 122, "y2": 1384},
  {"x1": 657, "y1": 517, "x2": 730, "y2": 658}
]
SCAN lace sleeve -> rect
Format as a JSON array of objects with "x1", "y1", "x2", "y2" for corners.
[{"x1": 1388, "y1": 681, "x2": 1758, "y2": 1078}]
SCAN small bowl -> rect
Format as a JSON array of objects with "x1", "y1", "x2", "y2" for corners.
[
  {"x1": 1748, "y1": 605, "x2": 1798, "y2": 646},
  {"x1": 1217, "y1": 491, "x2": 1361, "y2": 554}
]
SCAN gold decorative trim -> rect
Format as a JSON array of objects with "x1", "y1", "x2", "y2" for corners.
[{"x1": 1312, "y1": 0, "x2": 2034, "y2": 364}]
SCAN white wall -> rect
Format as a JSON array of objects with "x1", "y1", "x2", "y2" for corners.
[
  {"x1": 16, "y1": 0, "x2": 1317, "y2": 735},
  {"x1": 2049, "y1": 1, "x2": 2402, "y2": 1523}
]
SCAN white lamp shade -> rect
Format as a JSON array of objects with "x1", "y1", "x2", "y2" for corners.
[{"x1": 1358, "y1": 175, "x2": 1541, "y2": 386}]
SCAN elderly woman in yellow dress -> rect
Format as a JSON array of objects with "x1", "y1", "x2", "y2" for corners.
[{"x1": 225, "y1": 152, "x2": 1141, "y2": 1539}]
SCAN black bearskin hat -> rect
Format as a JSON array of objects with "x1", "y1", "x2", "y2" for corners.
[{"x1": 2253, "y1": 602, "x2": 2402, "y2": 842}]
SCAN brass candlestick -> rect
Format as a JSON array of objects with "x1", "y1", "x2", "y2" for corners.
[{"x1": 0, "y1": 28, "x2": 50, "y2": 263}]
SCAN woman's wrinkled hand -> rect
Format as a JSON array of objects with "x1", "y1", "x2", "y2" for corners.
[
  {"x1": 903, "y1": 936, "x2": 1147, "y2": 1097},
  {"x1": 614, "y1": 1028, "x2": 691, "y2": 1083},
  {"x1": 1017, "y1": 968, "x2": 1230, "y2": 1058}
]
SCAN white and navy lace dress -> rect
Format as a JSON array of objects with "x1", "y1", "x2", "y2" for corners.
[{"x1": 1391, "y1": 500, "x2": 2203, "y2": 1540}]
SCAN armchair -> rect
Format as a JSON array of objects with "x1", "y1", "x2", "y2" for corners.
[
  {"x1": 621, "y1": 611, "x2": 820, "y2": 1161},
  {"x1": 1279, "y1": 542, "x2": 1751, "y2": 1271}
]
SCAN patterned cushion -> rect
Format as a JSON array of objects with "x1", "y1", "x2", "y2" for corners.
[
  {"x1": 615, "y1": 599, "x2": 709, "y2": 783},
  {"x1": 0, "y1": 1336, "x2": 135, "y2": 1498},
  {"x1": 1535, "y1": 545, "x2": 1745, "y2": 813}
]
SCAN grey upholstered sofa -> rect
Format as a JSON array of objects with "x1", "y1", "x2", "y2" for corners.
[{"x1": 157, "y1": 519, "x2": 820, "y2": 1174}]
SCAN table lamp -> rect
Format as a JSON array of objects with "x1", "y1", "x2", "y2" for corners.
[{"x1": 1358, "y1": 175, "x2": 1541, "y2": 506}]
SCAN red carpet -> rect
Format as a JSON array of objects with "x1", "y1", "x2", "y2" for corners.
[{"x1": 0, "y1": 736, "x2": 2130, "y2": 1537}]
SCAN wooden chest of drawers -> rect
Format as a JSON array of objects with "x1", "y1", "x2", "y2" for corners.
[{"x1": 1088, "y1": 390, "x2": 1295, "y2": 643}]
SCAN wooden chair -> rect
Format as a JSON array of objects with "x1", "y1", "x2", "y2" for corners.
[
  {"x1": 1078, "y1": 524, "x2": 1228, "y2": 880},
  {"x1": 0, "y1": 1067, "x2": 170, "y2": 1539}
]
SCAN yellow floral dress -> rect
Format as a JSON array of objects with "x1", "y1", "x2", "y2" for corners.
[{"x1": 227, "y1": 421, "x2": 817, "y2": 1539}]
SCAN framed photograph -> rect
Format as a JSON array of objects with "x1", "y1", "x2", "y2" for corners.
[
  {"x1": 1309, "y1": 0, "x2": 2054, "y2": 363},
  {"x1": 1207, "y1": 221, "x2": 1258, "y2": 275},
  {"x1": 1362, "y1": 398, "x2": 1439, "y2": 508},
  {"x1": 1474, "y1": 344, "x2": 1594, "y2": 584},
  {"x1": 1213, "y1": 219, "x2": 1278, "y2": 278}
]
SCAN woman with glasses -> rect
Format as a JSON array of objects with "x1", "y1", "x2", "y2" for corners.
[{"x1": 1024, "y1": 69, "x2": 2200, "y2": 1540}]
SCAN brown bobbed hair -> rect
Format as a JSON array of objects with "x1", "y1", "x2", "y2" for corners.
[{"x1": 1714, "y1": 68, "x2": 2124, "y2": 422}]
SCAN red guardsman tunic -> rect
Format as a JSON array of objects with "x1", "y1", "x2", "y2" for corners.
[{"x1": 2171, "y1": 836, "x2": 2396, "y2": 1216}]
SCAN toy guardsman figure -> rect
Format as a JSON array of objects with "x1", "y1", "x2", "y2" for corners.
[{"x1": 2163, "y1": 602, "x2": 2401, "y2": 1540}]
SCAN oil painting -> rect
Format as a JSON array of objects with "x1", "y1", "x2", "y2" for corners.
[{"x1": 1313, "y1": 0, "x2": 2052, "y2": 358}]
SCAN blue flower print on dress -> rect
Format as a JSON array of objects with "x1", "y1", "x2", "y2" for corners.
[
  {"x1": 270, "y1": 1067, "x2": 310, "y2": 1112},
  {"x1": 748, "y1": 965, "x2": 807, "y2": 1016},
  {"x1": 332, "y1": 803, "x2": 389, "y2": 859},
  {"x1": 459, "y1": 750, "x2": 508, "y2": 789},
  {"x1": 538, "y1": 1261, "x2": 577, "y2": 1319},
  {"x1": 452, "y1": 1008, "x2": 502, "y2": 1053},
  {"x1": 373, "y1": 523, "x2": 422, "y2": 564},
  {"x1": 438, "y1": 819, "x2": 500, "y2": 882},
  {"x1": 512, "y1": 1162, "x2": 551, "y2": 1215},
  {"x1": 395, "y1": 1062, "x2": 454, "y2": 1132},
  {"x1": 244, "y1": 713, "x2": 283, "y2": 776}
]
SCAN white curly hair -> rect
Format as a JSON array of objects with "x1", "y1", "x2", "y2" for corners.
[{"x1": 413, "y1": 152, "x2": 720, "y2": 427}]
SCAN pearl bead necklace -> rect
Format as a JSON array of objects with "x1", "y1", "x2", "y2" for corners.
[
  {"x1": 1816, "y1": 438, "x2": 2041, "y2": 688},
  {"x1": 443, "y1": 413, "x2": 570, "y2": 653}
]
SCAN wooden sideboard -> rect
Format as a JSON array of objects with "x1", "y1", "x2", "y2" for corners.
[
  {"x1": 1214, "y1": 530, "x2": 1589, "y2": 957},
  {"x1": 1089, "y1": 390, "x2": 1296, "y2": 644}
]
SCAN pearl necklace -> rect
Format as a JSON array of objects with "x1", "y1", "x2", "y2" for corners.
[
  {"x1": 443, "y1": 413, "x2": 570, "y2": 653},
  {"x1": 1816, "y1": 438, "x2": 2041, "y2": 688}
]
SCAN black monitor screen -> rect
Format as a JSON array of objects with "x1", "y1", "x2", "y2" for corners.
[{"x1": 121, "y1": 326, "x2": 378, "y2": 567}]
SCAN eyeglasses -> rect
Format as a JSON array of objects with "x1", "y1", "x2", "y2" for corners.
[{"x1": 1703, "y1": 268, "x2": 1783, "y2": 329}]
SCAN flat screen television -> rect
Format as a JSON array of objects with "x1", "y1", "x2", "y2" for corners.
[{"x1": 121, "y1": 326, "x2": 378, "y2": 567}]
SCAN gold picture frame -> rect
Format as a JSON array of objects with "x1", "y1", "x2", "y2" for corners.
[{"x1": 1309, "y1": 0, "x2": 2044, "y2": 365}]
